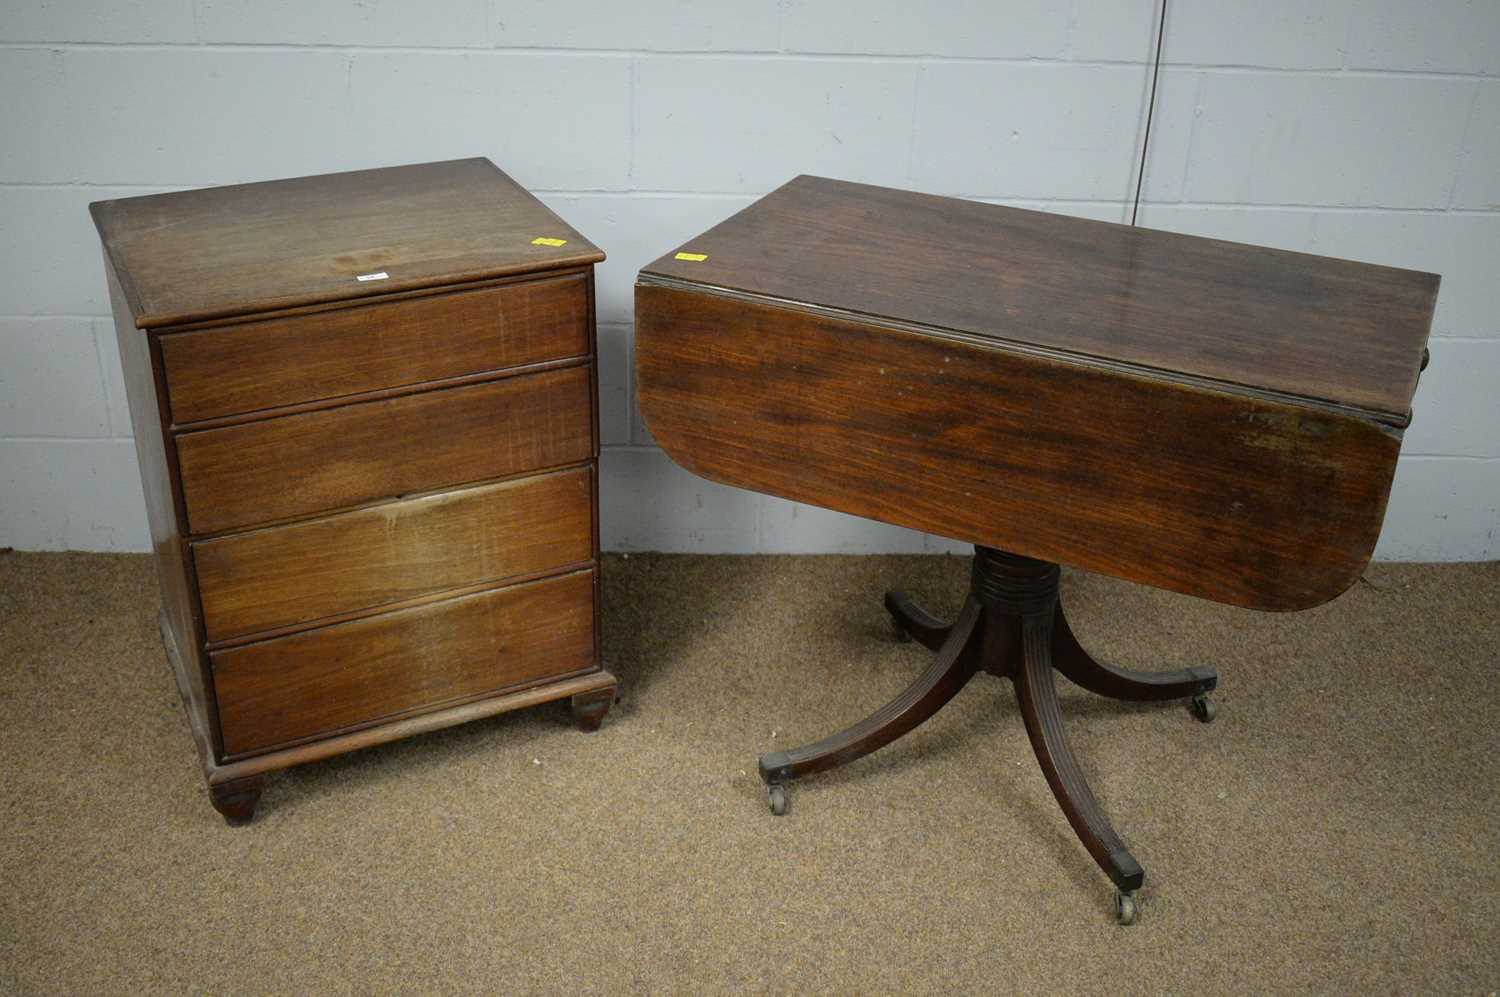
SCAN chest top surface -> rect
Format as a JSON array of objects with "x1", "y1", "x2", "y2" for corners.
[
  {"x1": 91, "y1": 158, "x2": 603, "y2": 330},
  {"x1": 639, "y1": 175, "x2": 1437, "y2": 425}
]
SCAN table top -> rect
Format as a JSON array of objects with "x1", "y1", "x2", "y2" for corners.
[
  {"x1": 91, "y1": 158, "x2": 603, "y2": 329},
  {"x1": 640, "y1": 176, "x2": 1437, "y2": 426}
]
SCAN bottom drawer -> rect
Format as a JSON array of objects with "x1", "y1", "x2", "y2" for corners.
[{"x1": 212, "y1": 569, "x2": 595, "y2": 757}]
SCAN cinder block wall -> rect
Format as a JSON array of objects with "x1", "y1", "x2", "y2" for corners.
[{"x1": 2, "y1": 1, "x2": 1496, "y2": 558}]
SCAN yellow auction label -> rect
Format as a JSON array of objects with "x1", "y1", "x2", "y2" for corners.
[
  {"x1": 531, "y1": 237, "x2": 568, "y2": 247},
  {"x1": 674, "y1": 252, "x2": 708, "y2": 262}
]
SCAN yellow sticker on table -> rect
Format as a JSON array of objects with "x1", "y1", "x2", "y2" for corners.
[
  {"x1": 531, "y1": 237, "x2": 568, "y2": 247},
  {"x1": 674, "y1": 252, "x2": 708, "y2": 262}
]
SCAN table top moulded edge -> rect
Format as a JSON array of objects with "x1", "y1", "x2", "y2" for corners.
[{"x1": 637, "y1": 175, "x2": 1438, "y2": 429}]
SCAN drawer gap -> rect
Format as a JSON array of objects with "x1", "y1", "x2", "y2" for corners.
[
  {"x1": 177, "y1": 365, "x2": 596, "y2": 536},
  {"x1": 185, "y1": 459, "x2": 594, "y2": 542},
  {"x1": 169, "y1": 353, "x2": 591, "y2": 434},
  {"x1": 204, "y1": 558, "x2": 597, "y2": 651},
  {"x1": 212, "y1": 568, "x2": 599, "y2": 756},
  {"x1": 217, "y1": 664, "x2": 604, "y2": 763}
]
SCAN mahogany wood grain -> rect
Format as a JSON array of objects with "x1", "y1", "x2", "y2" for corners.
[
  {"x1": 635, "y1": 283, "x2": 1401, "y2": 611},
  {"x1": 759, "y1": 599, "x2": 985, "y2": 785},
  {"x1": 162, "y1": 606, "x2": 615, "y2": 798},
  {"x1": 1014, "y1": 610, "x2": 1144, "y2": 892},
  {"x1": 570, "y1": 687, "x2": 616, "y2": 732},
  {"x1": 212, "y1": 569, "x2": 596, "y2": 757},
  {"x1": 177, "y1": 365, "x2": 593, "y2": 535},
  {"x1": 194, "y1": 466, "x2": 593, "y2": 642},
  {"x1": 640, "y1": 175, "x2": 1437, "y2": 424},
  {"x1": 107, "y1": 258, "x2": 223, "y2": 754},
  {"x1": 90, "y1": 158, "x2": 603, "y2": 329},
  {"x1": 644, "y1": 178, "x2": 1436, "y2": 916},
  {"x1": 98, "y1": 160, "x2": 609, "y2": 821},
  {"x1": 160, "y1": 273, "x2": 589, "y2": 423},
  {"x1": 208, "y1": 775, "x2": 265, "y2": 825},
  {"x1": 210, "y1": 672, "x2": 618, "y2": 784}
]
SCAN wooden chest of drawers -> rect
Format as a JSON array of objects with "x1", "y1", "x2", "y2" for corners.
[{"x1": 91, "y1": 159, "x2": 616, "y2": 823}]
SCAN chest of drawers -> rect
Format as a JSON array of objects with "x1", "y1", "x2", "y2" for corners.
[{"x1": 91, "y1": 158, "x2": 616, "y2": 823}]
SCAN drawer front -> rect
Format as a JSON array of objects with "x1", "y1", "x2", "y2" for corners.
[
  {"x1": 160, "y1": 274, "x2": 590, "y2": 423},
  {"x1": 213, "y1": 569, "x2": 596, "y2": 757},
  {"x1": 194, "y1": 466, "x2": 593, "y2": 642},
  {"x1": 177, "y1": 365, "x2": 593, "y2": 535}
]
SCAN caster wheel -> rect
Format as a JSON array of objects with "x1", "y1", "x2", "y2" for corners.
[
  {"x1": 1114, "y1": 890, "x2": 1138, "y2": 926},
  {"x1": 767, "y1": 784, "x2": 788, "y2": 816},
  {"x1": 1191, "y1": 693, "x2": 1217, "y2": 723},
  {"x1": 891, "y1": 618, "x2": 912, "y2": 644}
]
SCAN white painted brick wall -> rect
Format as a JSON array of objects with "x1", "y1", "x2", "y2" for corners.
[
  {"x1": 633, "y1": 58, "x2": 918, "y2": 192},
  {"x1": 494, "y1": 1, "x2": 781, "y2": 52},
  {"x1": 535, "y1": 192, "x2": 758, "y2": 323},
  {"x1": 1181, "y1": 74, "x2": 1474, "y2": 207},
  {"x1": 1, "y1": 1, "x2": 1495, "y2": 561},
  {"x1": 0, "y1": 318, "x2": 113, "y2": 437},
  {"x1": 346, "y1": 52, "x2": 633, "y2": 190},
  {"x1": 1347, "y1": 0, "x2": 1500, "y2": 75},
  {"x1": 1, "y1": 0, "x2": 198, "y2": 44},
  {"x1": 595, "y1": 323, "x2": 631, "y2": 446},
  {"x1": 911, "y1": 63, "x2": 1151, "y2": 199},
  {"x1": 1167, "y1": 0, "x2": 1350, "y2": 69},
  {"x1": 197, "y1": 0, "x2": 492, "y2": 48},
  {"x1": 781, "y1": 1, "x2": 1072, "y2": 59},
  {"x1": 1454, "y1": 80, "x2": 1500, "y2": 209}
]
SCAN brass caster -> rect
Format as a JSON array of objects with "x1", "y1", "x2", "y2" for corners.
[
  {"x1": 1191, "y1": 692, "x2": 1217, "y2": 723},
  {"x1": 1114, "y1": 889, "x2": 1138, "y2": 926}
]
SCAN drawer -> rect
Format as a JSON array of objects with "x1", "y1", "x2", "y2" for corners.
[
  {"x1": 159, "y1": 274, "x2": 590, "y2": 423},
  {"x1": 212, "y1": 569, "x2": 596, "y2": 757},
  {"x1": 176, "y1": 365, "x2": 593, "y2": 535},
  {"x1": 194, "y1": 465, "x2": 593, "y2": 642}
]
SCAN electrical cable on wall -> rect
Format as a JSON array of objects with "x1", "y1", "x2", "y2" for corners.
[{"x1": 1131, "y1": 0, "x2": 1168, "y2": 227}]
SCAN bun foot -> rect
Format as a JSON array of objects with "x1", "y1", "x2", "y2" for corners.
[
  {"x1": 571, "y1": 687, "x2": 617, "y2": 732},
  {"x1": 209, "y1": 774, "x2": 265, "y2": 826}
]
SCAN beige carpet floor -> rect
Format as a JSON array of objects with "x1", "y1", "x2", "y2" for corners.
[{"x1": 1, "y1": 550, "x2": 1496, "y2": 994}]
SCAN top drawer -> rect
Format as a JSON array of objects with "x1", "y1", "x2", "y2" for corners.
[{"x1": 158, "y1": 273, "x2": 589, "y2": 423}]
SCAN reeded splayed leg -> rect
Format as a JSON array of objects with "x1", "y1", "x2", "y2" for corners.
[
  {"x1": 884, "y1": 588, "x2": 1020, "y2": 677},
  {"x1": 757, "y1": 544, "x2": 1221, "y2": 922},
  {"x1": 883, "y1": 590, "x2": 954, "y2": 650},
  {"x1": 759, "y1": 597, "x2": 985, "y2": 786},
  {"x1": 1014, "y1": 609, "x2": 1145, "y2": 893},
  {"x1": 1050, "y1": 609, "x2": 1217, "y2": 704}
]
